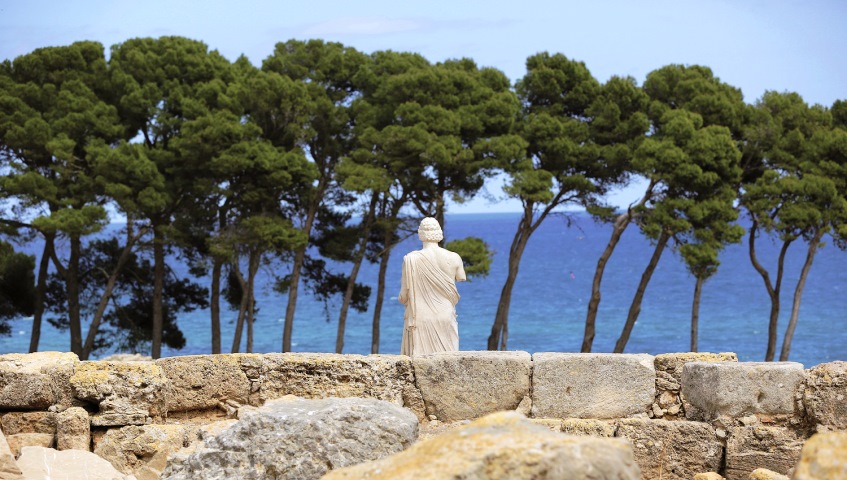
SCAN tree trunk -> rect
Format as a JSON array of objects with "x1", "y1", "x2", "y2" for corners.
[
  {"x1": 67, "y1": 235, "x2": 82, "y2": 356},
  {"x1": 29, "y1": 234, "x2": 54, "y2": 353},
  {"x1": 488, "y1": 210, "x2": 533, "y2": 351},
  {"x1": 614, "y1": 230, "x2": 670, "y2": 353},
  {"x1": 210, "y1": 257, "x2": 222, "y2": 354},
  {"x1": 231, "y1": 261, "x2": 248, "y2": 353},
  {"x1": 82, "y1": 223, "x2": 145, "y2": 359},
  {"x1": 246, "y1": 250, "x2": 259, "y2": 354},
  {"x1": 779, "y1": 229, "x2": 823, "y2": 361},
  {"x1": 151, "y1": 227, "x2": 165, "y2": 359},
  {"x1": 690, "y1": 274, "x2": 705, "y2": 352},
  {"x1": 583, "y1": 186, "x2": 653, "y2": 353},
  {"x1": 583, "y1": 212, "x2": 632, "y2": 352},
  {"x1": 336, "y1": 194, "x2": 378, "y2": 354},
  {"x1": 282, "y1": 177, "x2": 327, "y2": 352},
  {"x1": 747, "y1": 217, "x2": 790, "y2": 361}
]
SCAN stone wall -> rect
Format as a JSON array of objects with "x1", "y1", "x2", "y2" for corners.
[{"x1": 0, "y1": 350, "x2": 844, "y2": 480}]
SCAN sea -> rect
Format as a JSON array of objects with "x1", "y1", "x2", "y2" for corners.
[{"x1": 2, "y1": 212, "x2": 845, "y2": 367}]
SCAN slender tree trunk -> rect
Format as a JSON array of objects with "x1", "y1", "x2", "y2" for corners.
[
  {"x1": 82, "y1": 223, "x2": 145, "y2": 359},
  {"x1": 690, "y1": 274, "x2": 705, "y2": 352},
  {"x1": 231, "y1": 261, "x2": 248, "y2": 353},
  {"x1": 583, "y1": 186, "x2": 653, "y2": 353},
  {"x1": 747, "y1": 217, "x2": 790, "y2": 361},
  {"x1": 614, "y1": 230, "x2": 670, "y2": 353},
  {"x1": 29, "y1": 234, "x2": 54, "y2": 353},
  {"x1": 67, "y1": 235, "x2": 82, "y2": 356},
  {"x1": 779, "y1": 230, "x2": 823, "y2": 361},
  {"x1": 336, "y1": 194, "x2": 378, "y2": 353},
  {"x1": 282, "y1": 177, "x2": 327, "y2": 352},
  {"x1": 488, "y1": 210, "x2": 533, "y2": 350},
  {"x1": 246, "y1": 251, "x2": 259, "y2": 354},
  {"x1": 151, "y1": 226, "x2": 165, "y2": 359},
  {"x1": 210, "y1": 257, "x2": 222, "y2": 354}
]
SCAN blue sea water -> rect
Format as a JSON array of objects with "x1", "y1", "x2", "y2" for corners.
[{"x1": 2, "y1": 212, "x2": 845, "y2": 367}]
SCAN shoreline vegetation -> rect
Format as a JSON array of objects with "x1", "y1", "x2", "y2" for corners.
[{"x1": 1, "y1": 37, "x2": 845, "y2": 363}]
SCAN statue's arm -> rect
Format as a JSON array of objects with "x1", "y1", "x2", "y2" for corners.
[
  {"x1": 453, "y1": 253, "x2": 467, "y2": 282},
  {"x1": 398, "y1": 256, "x2": 408, "y2": 304}
]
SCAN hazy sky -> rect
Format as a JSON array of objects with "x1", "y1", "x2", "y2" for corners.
[{"x1": 2, "y1": 0, "x2": 845, "y2": 212}]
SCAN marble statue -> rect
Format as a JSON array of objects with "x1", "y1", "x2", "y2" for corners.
[{"x1": 398, "y1": 217, "x2": 466, "y2": 356}]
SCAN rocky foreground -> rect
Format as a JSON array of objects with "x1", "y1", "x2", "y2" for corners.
[{"x1": 0, "y1": 350, "x2": 845, "y2": 479}]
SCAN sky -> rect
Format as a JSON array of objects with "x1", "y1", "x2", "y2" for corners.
[{"x1": 2, "y1": 0, "x2": 845, "y2": 213}]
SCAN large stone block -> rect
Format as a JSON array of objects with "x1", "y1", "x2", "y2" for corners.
[
  {"x1": 724, "y1": 426, "x2": 804, "y2": 480},
  {"x1": 56, "y1": 407, "x2": 90, "y2": 451},
  {"x1": 6, "y1": 433, "x2": 54, "y2": 457},
  {"x1": 156, "y1": 354, "x2": 260, "y2": 413},
  {"x1": 95, "y1": 424, "x2": 189, "y2": 479},
  {"x1": 260, "y1": 353, "x2": 425, "y2": 420},
  {"x1": 802, "y1": 360, "x2": 847, "y2": 430},
  {"x1": 792, "y1": 431, "x2": 847, "y2": 480},
  {"x1": 17, "y1": 446, "x2": 135, "y2": 480},
  {"x1": 413, "y1": 350, "x2": 531, "y2": 421},
  {"x1": 70, "y1": 361, "x2": 169, "y2": 426},
  {"x1": 615, "y1": 418, "x2": 723, "y2": 480},
  {"x1": 0, "y1": 429, "x2": 23, "y2": 479},
  {"x1": 682, "y1": 362, "x2": 805, "y2": 421},
  {"x1": 531, "y1": 353, "x2": 655, "y2": 419},
  {"x1": 653, "y1": 352, "x2": 737, "y2": 419},
  {"x1": 161, "y1": 396, "x2": 419, "y2": 480},
  {"x1": 324, "y1": 411, "x2": 641, "y2": 480},
  {"x1": 0, "y1": 352, "x2": 79, "y2": 410},
  {"x1": 0, "y1": 412, "x2": 56, "y2": 435}
]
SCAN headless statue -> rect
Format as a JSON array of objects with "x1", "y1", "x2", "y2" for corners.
[{"x1": 398, "y1": 217, "x2": 466, "y2": 356}]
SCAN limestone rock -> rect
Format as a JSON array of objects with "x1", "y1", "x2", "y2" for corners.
[
  {"x1": 16, "y1": 446, "x2": 136, "y2": 480},
  {"x1": 161, "y1": 396, "x2": 418, "y2": 480},
  {"x1": 0, "y1": 412, "x2": 56, "y2": 436},
  {"x1": 260, "y1": 353, "x2": 424, "y2": 420},
  {"x1": 0, "y1": 429, "x2": 23, "y2": 479},
  {"x1": 682, "y1": 362, "x2": 805, "y2": 421},
  {"x1": 532, "y1": 353, "x2": 655, "y2": 419},
  {"x1": 748, "y1": 468, "x2": 789, "y2": 480},
  {"x1": 56, "y1": 406, "x2": 90, "y2": 451},
  {"x1": 693, "y1": 473, "x2": 724, "y2": 480},
  {"x1": 0, "y1": 352, "x2": 78, "y2": 410},
  {"x1": 99, "y1": 353, "x2": 153, "y2": 362},
  {"x1": 156, "y1": 354, "x2": 260, "y2": 413},
  {"x1": 561, "y1": 418, "x2": 616, "y2": 437},
  {"x1": 413, "y1": 350, "x2": 531, "y2": 421},
  {"x1": 5, "y1": 433, "x2": 54, "y2": 457},
  {"x1": 654, "y1": 353, "x2": 737, "y2": 419},
  {"x1": 802, "y1": 360, "x2": 847, "y2": 430},
  {"x1": 323, "y1": 411, "x2": 641, "y2": 480},
  {"x1": 615, "y1": 418, "x2": 723, "y2": 480},
  {"x1": 791, "y1": 431, "x2": 847, "y2": 480},
  {"x1": 95, "y1": 424, "x2": 189, "y2": 480},
  {"x1": 724, "y1": 426, "x2": 804, "y2": 480},
  {"x1": 70, "y1": 361, "x2": 169, "y2": 426}
]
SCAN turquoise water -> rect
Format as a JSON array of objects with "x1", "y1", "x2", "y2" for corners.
[{"x1": 2, "y1": 212, "x2": 845, "y2": 367}]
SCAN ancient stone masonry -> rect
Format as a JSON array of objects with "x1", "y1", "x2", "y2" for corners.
[{"x1": 0, "y1": 350, "x2": 844, "y2": 480}]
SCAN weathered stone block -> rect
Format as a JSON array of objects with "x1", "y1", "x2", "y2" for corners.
[
  {"x1": 56, "y1": 407, "x2": 89, "y2": 451},
  {"x1": 156, "y1": 354, "x2": 259, "y2": 413},
  {"x1": 0, "y1": 412, "x2": 56, "y2": 435},
  {"x1": 70, "y1": 361, "x2": 169, "y2": 426},
  {"x1": 6, "y1": 433, "x2": 54, "y2": 457},
  {"x1": 654, "y1": 353, "x2": 738, "y2": 419},
  {"x1": 682, "y1": 362, "x2": 805, "y2": 421},
  {"x1": 95, "y1": 424, "x2": 189, "y2": 479},
  {"x1": 802, "y1": 360, "x2": 847, "y2": 430},
  {"x1": 323, "y1": 411, "x2": 641, "y2": 480},
  {"x1": 531, "y1": 353, "x2": 655, "y2": 419},
  {"x1": 260, "y1": 353, "x2": 425, "y2": 420},
  {"x1": 17, "y1": 446, "x2": 135, "y2": 479},
  {"x1": 792, "y1": 431, "x2": 847, "y2": 480},
  {"x1": 413, "y1": 350, "x2": 531, "y2": 421},
  {"x1": 724, "y1": 426, "x2": 804, "y2": 480},
  {"x1": 749, "y1": 468, "x2": 789, "y2": 480},
  {"x1": 615, "y1": 418, "x2": 723, "y2": 480},
  {"x1": 561, "y1": 418, "x2": 616, "y2": 437},
  {"x1": 0, "y1": 352, "x2": 79, "y2": 410},
  {"x1": 0, "y1": 429, "x2": 23, "y2": 479}
]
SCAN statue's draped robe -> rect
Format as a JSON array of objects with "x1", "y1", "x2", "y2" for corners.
[{"x1": 400, "y1": 250, "x2": 460, "y2": 356}]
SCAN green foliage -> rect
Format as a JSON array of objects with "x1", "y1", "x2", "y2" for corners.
[
  {"x1": 0, "y1": 241, "x2": 36, "y2": 332},
  {"x1": 445, "y1": 237, "x2": 492, "y2": 278}
]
